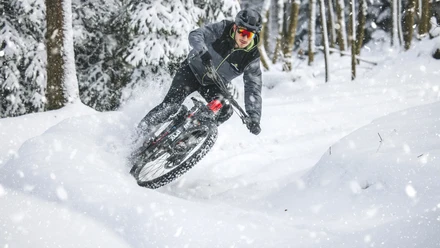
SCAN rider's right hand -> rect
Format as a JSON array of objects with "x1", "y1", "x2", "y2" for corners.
[{"x1": 200, "y1": 51, "x2": 212, "y2": 67}]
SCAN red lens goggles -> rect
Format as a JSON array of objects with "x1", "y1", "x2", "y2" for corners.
[{"x1": 237, "y1": 27, "x2": 255, "y2": 39}]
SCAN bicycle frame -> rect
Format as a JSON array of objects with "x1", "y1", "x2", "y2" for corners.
[
  {"x1": 204, "y1": 65, "x2": 250, "y2": 126},
  {"x1": 142, "y1": 64, "x2": 250, "y2": 154}
]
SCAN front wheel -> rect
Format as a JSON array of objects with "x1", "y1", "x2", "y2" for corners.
[{"x1": 131, "y1": 123, "x2": 218, "y2": 189}]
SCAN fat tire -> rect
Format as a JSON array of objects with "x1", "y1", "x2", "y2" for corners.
[{"x1": 133, "y1": 124, "x2": 218, "y2": 189}]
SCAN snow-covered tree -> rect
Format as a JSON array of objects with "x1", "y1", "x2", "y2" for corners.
[
  {"x1": 196, "y1": 0, "x2": 240, "y2": 23},
  {"x1": 72, "y1": 0, "x2": 126, "y2": 111},
  {"x1": 121, "y1": 0, "x2": 239, "y2": 103},
  {"x1": 0, "y1": 0, "x2": 46, "y2": 117},
  {"x1": 123, "y1": 0, "x2": 200, "y2": 92}
]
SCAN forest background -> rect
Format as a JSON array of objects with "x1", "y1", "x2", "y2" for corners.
[{"x1": 1, "y1": 0, "x2": 439, "y2": 118}]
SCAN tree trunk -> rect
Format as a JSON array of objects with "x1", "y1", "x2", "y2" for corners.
[
  {"x1": 259, "y1": 0, "x2": 272, "y2": 70},
  {"x1": 403, "y1": 0, "x2": 416, "y2": 50},
  {"x1": 282, "y1": 0, "x2": 300, "y2": 71},
  {"x1": 397, "y1": 0, "x2": 404, "y2": 45},
  {"x1": 61, "y1": 0, "x2": 80, "y2": 102},
  {"x1": 45, "y1": 0, "x2": 65, "y2": 110},
  {"x1": 418, "y1": 0, "x2": 430, "y2": 35},
  {"x1": 261, "y1": 0, "x2": 271, "y2": 60},
  {"x1": 355, "y1": 0, "x2": 366, "y2": 57},
  {"x1": 391, "y1": 0, "x2": 399, "y2": 46},
  {"x1": 308, "y1": 0, "x2": 317, "y2": 65},
  {"x1": 319, "y1": 0, "x2": 330, "y2": 82},
  {"x1": 327, "y1": 0, "x2": 337, "y2": 48},
  {"x1": 272, "y1": 0, "x2": 284, "y2": 64},
  {"x1": 350, "y1": 0, "x2": 356, "y2": 80},
  {"x1": 45, "y1": 0, "x2": 79, "y2": 110},
  {"x1": 335, "y1": 0, "x2": 347, "y2": 52}
]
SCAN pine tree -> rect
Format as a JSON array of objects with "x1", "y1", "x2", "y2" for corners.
[
  {"x1": 121, "y1": 0, "x2": 239, "y2": 103},
  {"x1": 72, "y1": 0, "x2": 127, "y2": 111},
  {"x1": 121, "y1": 0, "x2": 200, "y2": 102},
  {"x1": 197, "y1": 0, "x2": 240, "y2": 23},
  {"x1": 0, "y1": 0, "x2": 46, "y2": 117}
]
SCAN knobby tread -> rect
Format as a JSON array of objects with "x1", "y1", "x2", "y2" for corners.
[{"x1": 134, "y1": 127, "x2": 218, "y2": 189}]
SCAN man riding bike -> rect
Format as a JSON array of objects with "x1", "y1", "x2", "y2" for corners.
[{"x1": 138, "y1": 8, "x2": 263, "y2": 138}]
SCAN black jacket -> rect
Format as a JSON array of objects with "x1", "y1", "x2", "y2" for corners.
[{"x1": 187, "y1": 20, "x2": 262, "y2": 122}]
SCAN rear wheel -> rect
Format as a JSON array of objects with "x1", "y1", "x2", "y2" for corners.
[{"x1": 131, "y1": 123, "x2": 218, "y2": 189}]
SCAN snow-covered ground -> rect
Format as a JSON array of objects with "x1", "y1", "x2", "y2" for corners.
[{"x1": 1, "y1": 37, "x2": 440, "y2": 247}]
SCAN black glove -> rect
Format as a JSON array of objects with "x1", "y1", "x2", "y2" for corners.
[
  {"x1": 247, "y1": 120, "x2": 261, "y2": 135},
  {"x1": 200, "y1": 51, "x2": 212, "y2": 66}
]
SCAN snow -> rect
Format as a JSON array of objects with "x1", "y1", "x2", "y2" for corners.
[
  {"x1": 1, "y1": 38, "x2": 440, "y2": 247},
  {"x1": 430, "y1": 17, "x2": 440, "y2": 38}
]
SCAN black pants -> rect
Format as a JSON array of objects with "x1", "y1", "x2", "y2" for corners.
[{"x1": 138, "y1": 64, "x2": 233, "y2": 133}]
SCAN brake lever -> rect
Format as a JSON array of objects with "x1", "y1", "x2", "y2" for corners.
[
  {"x1": 205, "y1": 65, "x2": 228, "y2": 92},
  {"x1": 205, "y1": 65, "x2": 219, "y2": 82}
]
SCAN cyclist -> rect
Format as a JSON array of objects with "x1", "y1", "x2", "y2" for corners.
[{"x1": 138, "y1": 8, "x2": 263, "y2": 137}]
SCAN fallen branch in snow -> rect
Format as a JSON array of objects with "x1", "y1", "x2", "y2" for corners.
[
  {"x1": 376, "y1": 132, "x2": 383, "y2": 153},
  {"x1": 315, "y1": 46, "x2": 378, "y2": 65},
  {"x1": 378, "y1": 133, "x2": 383, "y2": 142}
]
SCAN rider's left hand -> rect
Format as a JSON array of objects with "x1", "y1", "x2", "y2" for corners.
[
  {"x1": 200, "y1": 51, "x2": 212, "y2": 67},
  {"x1": 247, "y1": 120, "x2": 261, "y2": 135}
]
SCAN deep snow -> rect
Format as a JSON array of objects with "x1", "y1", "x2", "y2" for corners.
[{"x1": 1, "y1": 37, "x2": 440, "y2": 247}]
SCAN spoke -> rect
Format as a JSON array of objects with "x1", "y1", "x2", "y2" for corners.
[
  {"x1": 135, "y1": 129, "x2": 211, "y2": 183},
  {"x1": 139, "y1": 152, "x2": 170, "y2": 181},
  {"x1": 150, "y1": 157, "x2": 168, "y2": 179}
]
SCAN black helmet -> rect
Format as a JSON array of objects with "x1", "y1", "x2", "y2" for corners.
[{"x1": 235, "y1": 9, "x2": 262, "y2": 33}]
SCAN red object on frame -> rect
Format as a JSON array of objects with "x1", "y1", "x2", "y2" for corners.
[{"x1": 207, "y1": 99, "x2": 223, "y2": 113}]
